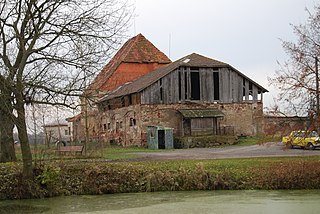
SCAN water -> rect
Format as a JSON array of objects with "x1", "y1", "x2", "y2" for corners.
[{"x1": 0, "y1": 190, "x2": 320, "y2": 214}]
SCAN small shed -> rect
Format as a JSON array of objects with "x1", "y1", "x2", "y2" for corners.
[{"x1": 148, "y1": 126, "x2": 174, "y2": 149}]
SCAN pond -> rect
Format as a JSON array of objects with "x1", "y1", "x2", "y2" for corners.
[{"x1": 0, "y1": 190, "x2": 319, "y2": 214}]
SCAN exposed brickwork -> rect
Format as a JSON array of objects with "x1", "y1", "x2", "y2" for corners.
[
  {"x1": 100, "y1": 62, "x2": 167, "y2": 92},
  {"x1": 85, "y1": 34, "x2": 171, "y2": 95},
  {"x1": 83, "y1": 102, "x2": 264, "y2": 146}
]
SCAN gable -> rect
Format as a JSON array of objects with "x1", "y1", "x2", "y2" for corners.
[
  {"x1": 85, "y1": 33, "x2": 171, "y2": 95},
  {"x1": 98, "y1": 53, "x2": 268, "y2": 103}
]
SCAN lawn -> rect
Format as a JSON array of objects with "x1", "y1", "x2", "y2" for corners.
[{"x1": 12, "y1": 135, "x2": 282, "y2": 161}]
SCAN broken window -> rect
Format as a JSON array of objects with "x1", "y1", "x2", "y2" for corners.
[
  {"x1": 190, "y1": 71, "x2": 200, "y2": 100},
  {"x1": 130, "y1": 118, "x2": 137, "y2": 126},
  {"x1": 121, "y1": 97, "x2": 125, "y2": 107},
  {"x1": 103, "y1": 123, "x2": 107, "y2": 131},
  {"x1": 213, "y1": 72, "x2": 220, "y2": 100},
  {"x1": 249, "y1": 82, "x2": 253, "y2": 100},
  {"x1": 128, "y1": 95, "x2": 132, "y2": 105}
]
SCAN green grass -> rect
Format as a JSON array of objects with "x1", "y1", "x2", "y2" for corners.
[
  {"x1": 237, "y1": 135, "x2": 281, "y2": 146},
  {"x1": 13, "y1": 135, "x2": 282, "y2": 161}
]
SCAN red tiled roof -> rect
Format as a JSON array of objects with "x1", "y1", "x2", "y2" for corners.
[{"x1": 85, "y1": 33, "x2": 171, "y2": 95}]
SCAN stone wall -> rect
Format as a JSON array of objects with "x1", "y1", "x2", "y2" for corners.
[
  {"x1": 88, "y1": 102, "x2": 264, "y2": 146},
  {"x1": 264, "y1": 116, "x2": 309, "y2": 136}
]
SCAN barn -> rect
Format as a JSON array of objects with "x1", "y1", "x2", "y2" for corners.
[{"x1": 94, "y1": 52, "x2": 268, "y2": 146}]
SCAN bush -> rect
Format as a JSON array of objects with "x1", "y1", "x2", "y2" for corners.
[
  {"x1": 174, "y1": 135, "x2": 238, "y2": 148},
  {"x1": 1, "y1": 158, "x2": 320, "y2": 199}
]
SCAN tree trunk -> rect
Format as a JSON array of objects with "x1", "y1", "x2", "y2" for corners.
[
  {"x1": 16, "y1": 99, "x2": 33, "y2": 178},
  {"x1": 0, "y1": 88, "x2": 17, "y2": 162},
  {"x1": 0, "y1": 114, "x2": 16, "y2": 162}
]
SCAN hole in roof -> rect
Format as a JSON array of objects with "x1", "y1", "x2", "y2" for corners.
[{"x1": 183, "y1": 58, "x2": 190, "y2": 63}]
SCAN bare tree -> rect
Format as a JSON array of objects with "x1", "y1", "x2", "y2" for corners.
[
  {"x1": 269, "y1": 4, "x2": 320, "y2": 126},
  {"x1": 0, "y1": 0, "x2": 132, "y2": 177}
]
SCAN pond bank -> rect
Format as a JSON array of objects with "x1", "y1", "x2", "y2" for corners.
[{"x1": 1, "y1": 157, "x2": 320, "y2": 200}]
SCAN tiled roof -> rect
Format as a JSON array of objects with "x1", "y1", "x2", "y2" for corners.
[
  {"x1": 98, "y1": 53, "x2": 268, "y2": 102},
  {"x1": 85, "y1": 33, "x2": 171, "y2": 95}
]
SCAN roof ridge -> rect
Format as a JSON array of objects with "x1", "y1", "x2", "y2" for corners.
[
  {"x1": 85, "y1": 33, "x2": 171, "y2": 95},
  {"x1": 121, "y1": 33, "x2": 142, "y2": 62}
]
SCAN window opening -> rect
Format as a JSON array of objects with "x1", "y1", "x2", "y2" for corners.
[
  {"x1": 190, "y1": 72, "x2": 200, "y2": 100},
  {"x1": 130, "y1": 118, "x2": 137, "y2": 126},
  {"x1": 213, "y1": 72, "x2": 220, "y2": 100}
]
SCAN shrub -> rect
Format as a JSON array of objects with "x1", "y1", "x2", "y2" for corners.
[{"x1": 174, "y1": 135, "x2": 238, "y2": 148}]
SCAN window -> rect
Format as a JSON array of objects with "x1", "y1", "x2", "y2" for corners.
[
  {"x1": 129, "y1": 95, "x2": 132, "y2": 105},
  {"x1": 120, "y1": 121, "x2": 123, "y2": 129},
  {"x1": 103, "y1": 124, "x2": 107, "y2": 131},
  {"x1": 130, "y1": 118, "x2": 136, "y2": 126},
  {"x1": 121, "y1": 97, "x2": 125, "y2": 107},
  {"x1": 116, "y1": 122, "x2": 119, "y2": 130},
  {"x1": 190, "y1": 72, "x2": 200, "y2": 100},
  {"x1": 65, "y1": 129, "x2": 69, "y2": 135},
  {"x1": 107, "y1": 122, "x2": 111, "y2": 130}
]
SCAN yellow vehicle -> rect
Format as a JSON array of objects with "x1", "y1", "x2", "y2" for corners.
[{"x1": 282, "y1": 130, "x2": 320, "y2": 150}]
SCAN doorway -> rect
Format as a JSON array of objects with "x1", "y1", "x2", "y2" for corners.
[{"x1": 158, "y1": 130, "x2": 165, "y2": 149}]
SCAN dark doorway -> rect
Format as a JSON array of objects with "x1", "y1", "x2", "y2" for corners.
[
  {"x1": 191, "y1": 72, "x2": 200, "y2": 100},
  {"x1": 158, "y1": 130, "x2": 165, "y2": 149}
]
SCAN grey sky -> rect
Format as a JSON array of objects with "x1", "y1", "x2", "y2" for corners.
[{"x1": 132, "y1": 0, "x2": 317, "y2": 107}]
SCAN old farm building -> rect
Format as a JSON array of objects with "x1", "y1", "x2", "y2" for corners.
[{"x1": 72, "y1": 34, "x2": 268, "y2": 146}]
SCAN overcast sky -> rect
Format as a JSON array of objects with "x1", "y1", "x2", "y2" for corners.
[{"x1": 130, "y1": 0, "x2": 317, "y2": 108}]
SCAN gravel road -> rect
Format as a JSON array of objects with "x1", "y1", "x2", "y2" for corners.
[{"x1": 130, "y1": 142, "x2": 320, "y2": 161}]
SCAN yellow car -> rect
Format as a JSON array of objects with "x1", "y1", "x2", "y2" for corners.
[{"x1": 282, "y1": 130, "x2": 320, "y2": 150}]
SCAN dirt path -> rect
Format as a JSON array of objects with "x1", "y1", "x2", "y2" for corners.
[{"x1": 129, "y1": 142, "x2": 320, "y2": 161}]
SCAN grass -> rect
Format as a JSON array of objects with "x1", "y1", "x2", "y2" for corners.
[
  {"x1": 2, "y1": 155, "x2": 320, "y2": 199},
  {"x1": 13, "y1": 135, "x2": 282, "y2": 161},
  {"x1": 237, "y1": 135, "x2": 281, "y2": 146}
]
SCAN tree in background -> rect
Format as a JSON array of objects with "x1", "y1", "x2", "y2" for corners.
[
  {"x1": 270, "y1": 4, "x2": 320, "y2": 127},
  {"x1": 0, "y1": 0, "x2": 132, "y2": 177}
]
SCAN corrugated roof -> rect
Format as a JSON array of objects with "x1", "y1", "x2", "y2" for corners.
[
  {"x1": 178, "y1": 109, "x2": 224, "y2": 118},
  {"x1": 85, "y1": 33, "x2": 171, "y2": 95},
  {"x1": 98, "y1": 53, "x2": 268, "y2": 102}
]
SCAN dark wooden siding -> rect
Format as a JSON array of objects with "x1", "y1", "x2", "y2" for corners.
[{"x1": 141, "y1": 66, "x2": 262, "y2": 104}]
